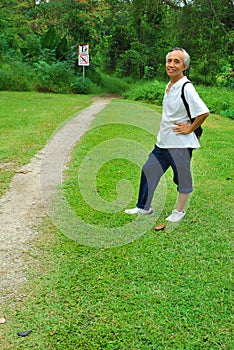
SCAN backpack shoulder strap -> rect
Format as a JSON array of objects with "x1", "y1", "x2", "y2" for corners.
[{"x1": 181, "y1": 81, "x2": 191, "y2": 121}]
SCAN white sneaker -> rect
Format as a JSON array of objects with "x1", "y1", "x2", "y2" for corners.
[
  {"x1": 124, "y1": 207, "x2": 153, "y2": 215},
  {"x1": 166, "y1": 209, "x2": 186, "y2": 222}
]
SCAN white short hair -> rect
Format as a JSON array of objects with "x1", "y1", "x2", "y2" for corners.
[{"x1": 166, "y1": 47, "x2": 190, "y2": 67}]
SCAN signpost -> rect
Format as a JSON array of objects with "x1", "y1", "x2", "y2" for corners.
[{"x1": 78, "y1": 44, "x2": 89, "y2": 81}]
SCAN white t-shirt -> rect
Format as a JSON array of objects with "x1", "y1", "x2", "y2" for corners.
[{"x1": 156, "y1": 76, "x2": 209, "y2": 149}]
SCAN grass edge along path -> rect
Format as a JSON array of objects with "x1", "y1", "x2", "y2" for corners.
[
  {"x1": 0, "y1": 91, "x2": 92, "y2": 196},
  {"x1": 1, "y1": 99, "x2": 234, "y2": 349}
]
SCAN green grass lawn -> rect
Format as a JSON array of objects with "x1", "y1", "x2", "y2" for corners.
[{"x1": 1, "y1": 95, "x2": 233, "y2": 349}]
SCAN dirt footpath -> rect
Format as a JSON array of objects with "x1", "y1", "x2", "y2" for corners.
[{"x1": 0, "y1": 97, "x2": 112, "y2": 311}]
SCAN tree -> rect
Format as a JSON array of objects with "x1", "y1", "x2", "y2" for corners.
[
  {"x1": 147, "y1": 0, "x2": 234, "y2": 83},
  {"x1": 0, "y1": 1, "x2": 36, "y2": 59},
  {"x1": 0, "y1": 0, "x2": 233, "y2": 86},
  {"x1": 104, "y1": 0, "x2": 166, "y2": 78}
]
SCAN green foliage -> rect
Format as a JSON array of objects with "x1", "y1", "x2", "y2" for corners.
[
  {"x1": 20, "y1": 33, "x2": 41, "y2": 62},
  {"x1": 33, "y1": 0, "x2": 102, "y2": 52},
  {"x1": 143, "y1": 66, "x2": 156, "y2": 80},
  {"x1": 85, "y1": 64, "x2": 103, "y2": 85},
  {"x1": 99, "y1": 74, "x2": 131, "y2": 94},
  {"x1": 41, "y1": 27, "x2": 59, "y2": 50},
  {"x1": 216, "y1": 73, "x2": 234, "y2": 88},
  {"x1": 40, "y1": 28, "x2": 71, "y2": 62},
  {"x1": 34, "y1": 60, "x2": 75, "y2": 93},
  {"x1": 105, "y1": 0, "x2": 165, "y2": 79},
  {"x1": 123, "y1": 80, "x2": 165, "y2": 104},
  {"x1": 196, "y1": 84, "x2": 234, "y2": 116},
  {"x1": 105, "y1": 0, "x2": 234, "y2": 82},
  {"x1": 0, "y1": 0, "x2": 233, "y2": 91},
  {"x1": 72, "y1": 77, "x2": 92, "y2": 94},
  {"x1": 56, "y1": 37, "x2": 69, "y2": 60},
  {"x1": 189, "y1": 55, "x2": 234, "y2": 87},
  {"x1": 221, "y1": 109, "x2": 234, "y2": 120},
  {"x1": 216, "y1": 59, "x2": 234, "y2": 88},
  {"x1": 116, "y1": 49, "x2": 143, "y2": 78},
  {"x1": 0, "y1": 61, "x2": 35, "y2": 91},
  {"x1": 123, "y1": 79, "x2": 234, "y2": 118}
]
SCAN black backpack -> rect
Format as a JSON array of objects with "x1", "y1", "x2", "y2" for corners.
[{"x1": 181, "y1": 81, "x2": 203, "y2": 140}]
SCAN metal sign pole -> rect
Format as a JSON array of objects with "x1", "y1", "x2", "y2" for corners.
[{"x1": 83, "y1": 66, "x2": 85, "y2": 81}]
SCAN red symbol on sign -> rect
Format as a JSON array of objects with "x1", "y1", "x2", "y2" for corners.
[{"x1": 78, "y1": 54, "x2": 89, "y2": 66}]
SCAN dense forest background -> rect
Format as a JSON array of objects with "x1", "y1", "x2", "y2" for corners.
[{"x1": 0, "y1": 0, "x2": 233, "y2": 93}]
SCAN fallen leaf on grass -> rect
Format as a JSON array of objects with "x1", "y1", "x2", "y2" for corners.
[
  {"x1": 50, "y1": 330, "x2": 57, "y2": 336},
  {"x1": 154, "y1": 223, "x2": 166, "y2": 231},
  {"x1": 0, "y1": 317, "x2": 6, "y2": 324}
]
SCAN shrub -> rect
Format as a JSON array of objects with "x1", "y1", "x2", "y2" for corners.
[
  {"x1": 71, "y1": 77, "x2": 92, "y2": 94},
  {"x1": 123, "y1": 79, "x2": 234, "y2": 120},
  {"x1": 215, "y1": 59, "x2": 234, "y2": 88},
  {"x1": 216, "y1": 72, "x2": 234, "y2": 89},
  {"x1": 123, "y1": 79, "x2": 165, "y2": 104},
  {"x1": 99, "y1": 74, "x2": 130, "y2": 94},
  {"x1": 0, "y1": 61, "x2": 35, "y2": 91},
  {"x1": 196, "y1": 85, "x2": 234, "y2": 116},
  {"x1": 0, "y1": 69, "x2": 14, "y2": 90},
  {"x1": 221, "y1": 109, "x2": 234, "y2": 120},
  {"x1": 34, "y1": 61, "x2": 74, "y2": 93},
  {"x1": 85, "y1": 64, "x2": 102, "y2": 85}
]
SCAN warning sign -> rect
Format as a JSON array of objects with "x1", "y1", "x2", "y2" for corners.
[{"x1": 78, "y1": 54, "x2": 89, "y2": 66}]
